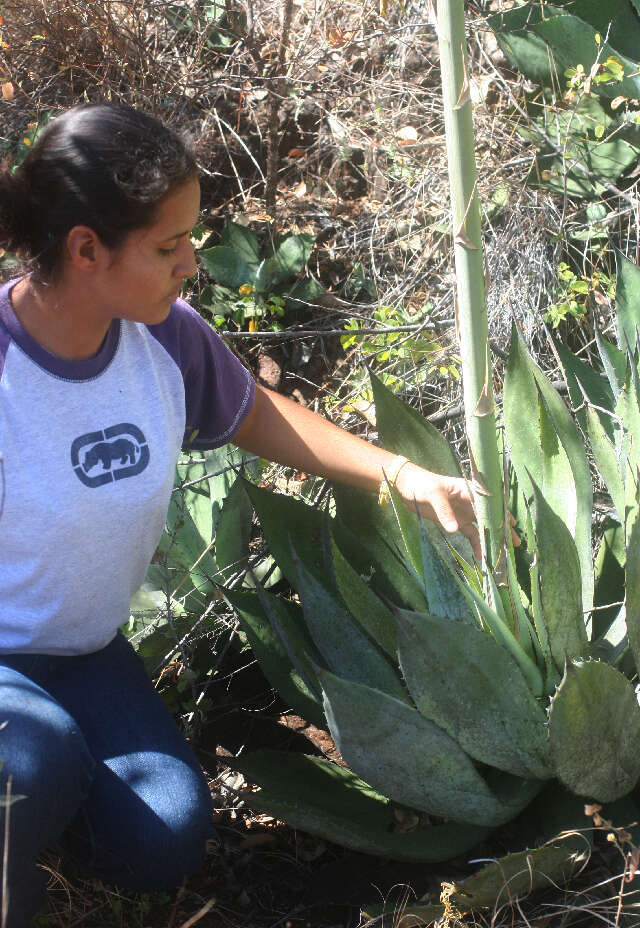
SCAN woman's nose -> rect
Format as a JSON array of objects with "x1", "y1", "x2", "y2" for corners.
[{"x1": 176, "y1": 243, "x2": 197, "y2": 279}]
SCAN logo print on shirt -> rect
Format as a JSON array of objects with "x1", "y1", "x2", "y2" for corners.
[{"x1": 71, "y1": 423, "x2": 150, "y2": 488}]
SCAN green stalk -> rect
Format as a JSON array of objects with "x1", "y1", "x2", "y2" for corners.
[{"x1": 436, "y1": 0, "x2": 504, "y2": 567}]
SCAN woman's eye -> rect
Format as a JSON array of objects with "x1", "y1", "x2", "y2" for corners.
[{"x1": 159, "y1": 245, "x2": 178, "y2": 256}]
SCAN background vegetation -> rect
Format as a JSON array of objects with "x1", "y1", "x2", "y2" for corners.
[{"x1": 2, "y1": 0, "x2": 640, "y2": 925}]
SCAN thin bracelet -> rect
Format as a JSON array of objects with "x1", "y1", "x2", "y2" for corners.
[{"x1": 378, "y1": 454, "x2": 410, "y2": 507}]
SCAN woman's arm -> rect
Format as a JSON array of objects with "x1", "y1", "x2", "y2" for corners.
[{"x1": 232, "y1": 384, "x2": 483, "y2": 557}]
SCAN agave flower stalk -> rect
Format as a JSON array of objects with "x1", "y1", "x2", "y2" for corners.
[{"x1": 436, "y1": 0, "x2": 504, "y2": 567}]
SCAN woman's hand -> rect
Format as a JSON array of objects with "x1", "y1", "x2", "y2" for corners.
[{"x1": 394, "y1": 463, "x2": 482, "y2": 558}]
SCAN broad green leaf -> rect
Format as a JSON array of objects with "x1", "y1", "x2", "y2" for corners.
[
  {"x1": 321, "y1": 671, "x2": 540, "y2": 826},
  {"x1": 534, "y1": 16, "x2": 640, "y2": 100},
  {"x1": 232, "y1": 751, "x2": 491, "y2": 861},
  {"x1": 626, "y1": 506, "x2": 640, "y2": 677},
  {"x1": 274, "y1": 233, "x2": 315, "y2": 275},
  {"x1": 283, "y1": 276, "x2": 326, "y2": 310},
  {"x1": 564, "y1": 0, "x2": 640, "y2": 61},
  {"x1": 330, "y1": 534, "x2": 398, "y2": 657},
  {"x1": 253, "y1": 257, "x2": 284, "y2": 293},
  {"x1": 214, "y1": 476, "x2": 252, "y2": 583},
  {"x1": 198, "y1": 245, "x2": 253, "y2": 289},
  {"x1": 332, "y1": 484, "x2": 426, "y2": 610},
  {"x1": 226, "y1": 590, "x2": 325, "y2": 728},
  {"x1": 397, "y1": 610, "x2": 550, "y2": 779},
  {"x1": 219, "y1": 221, "x2": 260, "y2": 266},
  {"x1": 595, "y1": 326, "x2": 626, "y2": 400},
  {"x1": 292, "y1": 550, "x2": 408, "y2": 702},
  {"x1": 532, "y1": 481, "x2": 589, "y2": 671},
  {"x1": 488, "y1": 4, "x2": 553, "y2": 84},
  {"x1": 253, "y1": 234, "x2": 315, "y2": 292},
  {"x1": 615, "y1": 249, "x2": 640, "y2": 352},
  {"x1": 555, "y1": 340, "x2": 615, "y2": 438},
  {"x1": 586, "y1": 407, "x2": 624, "y2": 521},
  {"x1": 244, "y1": 480, "x2": 326, "y2": 586},
  {"x1": 549, "y1": 660, "x2": 640, "y2": 801},
  {"x1": 370, "y1": 371, "x2": 460, "y2": 477}
]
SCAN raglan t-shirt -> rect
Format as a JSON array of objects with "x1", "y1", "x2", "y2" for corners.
[{"x1": 0, "y1": 278, "x2": 255, "y2": 655}]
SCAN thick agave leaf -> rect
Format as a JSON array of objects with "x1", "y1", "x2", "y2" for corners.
[
  {"x1": 554, "y1": 340, "x2": 615, "y2": 440},
  {"x1": 586, "y1": 407, "x2": 625, "y2": 523},
  {"x1": 363, "y1": 840, "x2": 582, "y2": 923},
  {"x1": 593, "y1": 521, "x2": 626, "y2": 641},
  {"x1": 615, "y1": 249, "x2": 640, "y2": 352},
  {"x1": 370, "y1": 370, "x2": 460, "y2": 477},
  {"x1": 616, "y1": 365, "x2": 640, "y2": 538},
  {"x1": 458, "y1": 564, "x2": 545, "y2": 697},
  {"x1": 292, "y1": 549, "x2": 408, "y2": 703},
  {"x1": 626, "y1": 506, "x2": 640, "y2": 676},
  {"x1": 150, "y1": 483, "x2": 218, "y2": 609},
  {"x1": 321, "y1": 670, "x2": 540, "y2": 826},
  {"x1": 549, "y1": 660, "x2": 640, "y2": 801},
  {"x1": 232, "y1": 750, "x2": 491, "y2": 861},
  {"x1": 226, "y1": 590, "x2": 325, "y2": 728},
  {"x1": 330, "y1": 534, "x2": 398, "y2": 658},
  {"x1": 595, "y1": 325, "x2": 626, "y2": 401},
  {"x1": 393, "y1": 491, "x2": 477, "y2": 625},
  {"x1": 538, "y1": 390, "x2": 577, "y2": 544},
  {"x1": 504, "y1": 326, "x2": 593, "y2": 613},
  {"x1": 332, "y1": 484, "x2": 426, "y2": 610},
  {"x1": 450, "y1": 842, "x2": 583, "y2": 910},
  {"x1": 396, "y1": 610, "x2": 551, "y2": 780},
  {"x1": 243, "y1": 480, "x2": 327, "y2": 587},
  {"x1": 531, "y1": 480, "x2": 589, "y2": 671}
]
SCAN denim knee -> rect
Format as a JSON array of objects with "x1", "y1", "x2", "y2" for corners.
[
  {"x1": 0, "y1": 666, "x2": 95, "y2": 928},
  {"x1": 0, "y1": 666, "x2": 94, "y2": 845},
  {"x1": 79, "y1": 750, "x2": 214, "y2": 891}
]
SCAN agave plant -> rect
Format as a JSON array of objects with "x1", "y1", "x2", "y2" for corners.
[{"x1": 217, "y1": 0, "x2": 640, "y2": 905}]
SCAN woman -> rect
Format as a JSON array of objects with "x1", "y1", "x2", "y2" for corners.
[{"x1": 0, "y1": 103, "x2": 479, "y2": 927}]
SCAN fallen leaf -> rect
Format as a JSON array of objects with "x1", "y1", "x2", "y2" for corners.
[
  {"x1": 286, "y1": 147, "x2": 306, "y2": 158},
  {"x1": 328, "y1": 28, "x2": 353, "y2": 47},
  {"x1": 397, "y1": 125, "x2": 418, "y2": 143},
  {"x1": 2, "y1": 82, "x2": 14, "y2": 101}
]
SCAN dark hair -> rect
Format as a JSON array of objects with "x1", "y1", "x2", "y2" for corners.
[{"x1": 0, "y1": 103, "x2": 197, "y2": 280}]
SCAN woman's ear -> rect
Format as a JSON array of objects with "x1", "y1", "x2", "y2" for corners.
[{"x1": 65, "y1": 225, "x2": 106, "y2": 272}]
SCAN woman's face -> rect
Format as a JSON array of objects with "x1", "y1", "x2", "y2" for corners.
[{"x1": 99, "y1": 176, "x2": 201, "y2": 325}]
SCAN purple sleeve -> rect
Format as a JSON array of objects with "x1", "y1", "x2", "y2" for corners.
[{"x1": 148, "y1": 298, "x2": 255, "y2": 449}]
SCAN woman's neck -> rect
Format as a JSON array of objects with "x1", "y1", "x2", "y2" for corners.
[{"x1": 10, "y1": 276, "x2": 111, "y2": 361}]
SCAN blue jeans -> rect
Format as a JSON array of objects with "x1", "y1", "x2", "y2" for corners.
[{"x1": 0, "y1": 633, "x2": 214, "y2": 928}]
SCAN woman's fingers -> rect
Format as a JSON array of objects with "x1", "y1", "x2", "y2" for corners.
[{"x1": 395, "y1": 465, "x2": 520, "y2": 558}]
